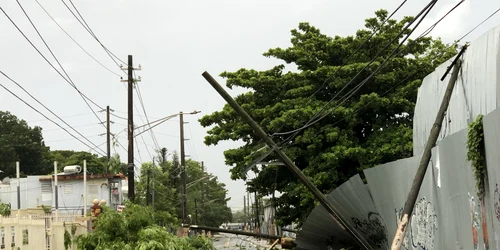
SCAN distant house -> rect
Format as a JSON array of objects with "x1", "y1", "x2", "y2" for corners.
[{"x1": 0, "y1": 165, "x2": 126, "y2": 214}]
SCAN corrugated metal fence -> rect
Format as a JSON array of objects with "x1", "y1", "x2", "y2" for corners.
[{"x1": 296, "y1": 104, "x2": 500, "y2": 250}]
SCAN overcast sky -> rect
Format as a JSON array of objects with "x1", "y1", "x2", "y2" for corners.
[{"x1": 0, "y1": 0, "x2": 498, "y2": 211}]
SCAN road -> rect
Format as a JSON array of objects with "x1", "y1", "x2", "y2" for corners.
[{"x1": 212, "y1": 233, "x2": 279, "y2": 249}]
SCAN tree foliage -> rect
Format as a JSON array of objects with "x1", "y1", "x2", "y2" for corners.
[
  {"x1": 49, "y1": 150, "x2": 109, "y2": 174},
  {"x1": 135, "y1": 149, "x2": 232, "y2": 228},
  {"x1": 199, "y1": 10, "x2": 457, "y2": 225},
  {"x1": 76, "y1": 202, "x2": 215, "y2": 250},
  {"x1": 0, "y1": 111, "x2": 50, "y2": 179},
  {"x1": 467, "y1": 115, "x2": 487, "y2": 198}
]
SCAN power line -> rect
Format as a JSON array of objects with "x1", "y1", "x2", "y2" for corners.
[
  {"x1": 34, "y1": 0, "x2": 123, "y2": 77},
  {"x1": 28, "y1": 112, "x2": 93, "y2": 122},
  {"x1": 268, "y1": 0, "x2": 410, "y2": 138},
  {"x1": 1, "y1": 6, "x2": 106, "y2": 129},
  {"x1": 43, "y1": 122, "x2": 100, "y2": 132},
  {"x1": 135, "y1": 75, "x2": 161, "y2": 152},
  {"x1": 272, "y1": 0, "x2": 437, "y2": 139},
  {"x1": 0, "y1": 71, "x2": 106, "y2": 156},
  {"x1": 458, "y1": 6, "x2": 500, "y2": 42},
  {"x1": 60, "y1": 0, "x2": 127, "y2": 70},
  {"x1": 323, "y1": 3, "x2": 500, "y2": 135}
]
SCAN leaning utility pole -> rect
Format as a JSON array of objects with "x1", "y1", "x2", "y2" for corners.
[
  {"x1": 391, "y1": 46, "x2": 467, "y2": 250},
  {"x1": 202, "y1": 71, "x2": 374, "y2": 250},
  {"x1": 180, "y1": 112, "x2": 188, "y2": 225},
  {"x1": 121, "y1": 55, "x2": 141, "y2": 201}
]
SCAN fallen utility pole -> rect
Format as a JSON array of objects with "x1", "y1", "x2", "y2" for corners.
[
  {"x1": 391, "y1": 45, "x2": 467, "y2": 250},
  {"x1": 202, "y1": 71, "x2": 374, "y2": 250}
]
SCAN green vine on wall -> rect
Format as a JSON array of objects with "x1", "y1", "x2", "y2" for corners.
[
  {"x1": 63, "y1": 223, "x2": 77, "y2": 250},
  {"x1": 467, "y1": 114, "x2": 487, "y2": 198}
]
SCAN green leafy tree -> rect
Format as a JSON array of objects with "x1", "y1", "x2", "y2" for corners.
[
  {"x1": 76, "y1": 202, "x2": 215, "y2": 250},
  {"x1": 199, "y1": 10, "x2": 457, "y2": 226},
  {"x1": 232, "y1": 210, "x2": 245, "y2": 223},
  {"x1": 136, "y1": 150, "x2": 232, "y2": 227},
  {"x1": 0, "y1": 111, "x2": 51, "y2": 179},
  {"x1": 49, "y1": 150, "x2": 108, "y2": 174}
]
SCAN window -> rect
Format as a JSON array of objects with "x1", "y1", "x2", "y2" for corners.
[
  {"x1": 1, "y1": 226, "x2": 5, "y2": 249},
  {"x1": 10, "y1": 226, "x2": 14, "y2": 247},
  {"x1": 64, "y1": 184, "x2": 73, "y2": 194},
  {"x1": 22, "y1": 229, "x2": 28, "y2": 245},
  {"x1": 41, "y1": 182, "x2": 52, "y2": 202}
]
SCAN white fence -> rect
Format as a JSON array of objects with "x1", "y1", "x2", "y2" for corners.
[{"x1": 0, "y1": 214, "x2": 88, "y2": 250}]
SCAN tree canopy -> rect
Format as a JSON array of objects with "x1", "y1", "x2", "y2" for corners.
[
  {"x1": 199, "y1": 10, "x2": 457, "y2": 226},
  {"x1": 0, "y1": 111, "x2": 50, "y2": 179},
  {"x1": 76, "y1": 202, "x2": 216, "y2": 250},
  {"x1": 135, "y1": 149, "x2": 232, "y2": 228}
]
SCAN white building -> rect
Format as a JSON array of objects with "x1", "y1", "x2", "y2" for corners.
[{"x1": 0, "y1": 168, "x2": 126, "y2": 214}]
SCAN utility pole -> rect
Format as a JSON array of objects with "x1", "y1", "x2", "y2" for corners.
[
  {"x1": 106, "y1": 106, "x2": 111, "y2": 165},
  {"x1": 180, "y1": 111, "x2": 188, "y2": 225},
  {"x1": 54, "y1": 162, "x2": 59, "y2": 219},
  {"x1": 195, "y1": 198, "x2": 199, "y2": 225},
  {"x1": 121, "y1": 55, "x2": 141, "y2": 201},
  {"x1": 201, "y1": 161, "x2": 205, "y2": 225},
  {"x1": 100, "y1": 106, "x2": 114, "y2": 173},
  {"x1": 16, "y1": 162, "x2": 20, "y2": 211},
  {"x1": 202, "y1": 71, "x2": 374, "y2": 250},
  {"x1": 391, "y1": 49, "x2": 466, "y2": 249},
  {"x1": 152, "y1": 158, "x2": 155, "y2": 213},
  {"x1": 243, "y1": 195, "x2": 246, "y2": 230},
  {"x1": 146, "y1": 168, "x2": 151, "y2": 206},
  {"x1": 247, "y1": 193, "x2": 250, "y2": 230},
  {"x1": 255, "y1": 192, "x2": 259, "y2": 232},
  {"x1": 127, "y1": 55, "x2": 135, "y2": 201}
]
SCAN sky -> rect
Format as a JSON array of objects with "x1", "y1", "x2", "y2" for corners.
[{"x1": 0, "y1": 0, "x2": 499, "y2": 211}]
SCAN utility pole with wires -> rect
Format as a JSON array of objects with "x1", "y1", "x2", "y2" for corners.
[
  {"x1": 201, "y1": 161, "x2": 205, "y2": 225},
  {"x1": 99, "y1": 106, "x2": 115, "y2": 172},
  {"x1": 152, "y1": 158, "x2": 155, "y2": 213},
  {"x1": 180, "y1": 111, "x2": 188, "y2": 225},
  {"x1": 243, "y1": 195, "x2": 247, "y2": 230},
  {"x1": 391, "y1": 46, "x2": 467, "y2": 250},
  {"x1": 121, "y1": 55, "x2": 141, "y2": 201}
]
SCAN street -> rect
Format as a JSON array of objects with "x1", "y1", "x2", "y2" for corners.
[{"x1": 212, "y1": 233, "x2": 279, "y2": 249}]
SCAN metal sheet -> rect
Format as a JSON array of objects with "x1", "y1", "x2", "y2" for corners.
[{"x1": 413, "y1": 25, "x2": 500, "y2": 156}]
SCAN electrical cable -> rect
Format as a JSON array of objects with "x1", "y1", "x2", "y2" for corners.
[
  {"x1": 1, "y1": 6, "x2": 106, "y2": 129},
  {"x1": 34, "y1": 0, "x2": 123, "y2": 77},
  {"x1": 136, "y1": 84, "x2": 161, "y2": 152},
  {"x1": 458, "y1": 6, "x2": 500, "y2": 42},
  {"x1": 60, "y1": 0, "x2": 127, "y2": 69},
  {"x1": 0, "y1": 71, "x2": 106, "y2": 156},
  {"x1": 315, "y1": 3, "x2": 500, "y2": 141},
  {"x1": 272, "y1": 0, "x2": 438, "y2": 139},
  {"x1": 268, "y1": 0, "x2": 411, "y2": 137}
]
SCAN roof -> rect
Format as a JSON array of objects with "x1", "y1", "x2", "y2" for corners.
[{"x1": 39, "y1": 173, "x2": 126, "y2": 181}]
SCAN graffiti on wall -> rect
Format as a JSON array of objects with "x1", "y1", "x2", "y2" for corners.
[
  {"x1": 469, "y1": 192, "x2": 490, "y2": 250},
  {"x1": 395, "y1": 197, "x2": 438, "y2": 250},
  {"x1": 351, "y1": 212, "x2": 389, "y2": 250},
  {"x1": 494, "y1": 184, "x2": 500, "y2": 222}
]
